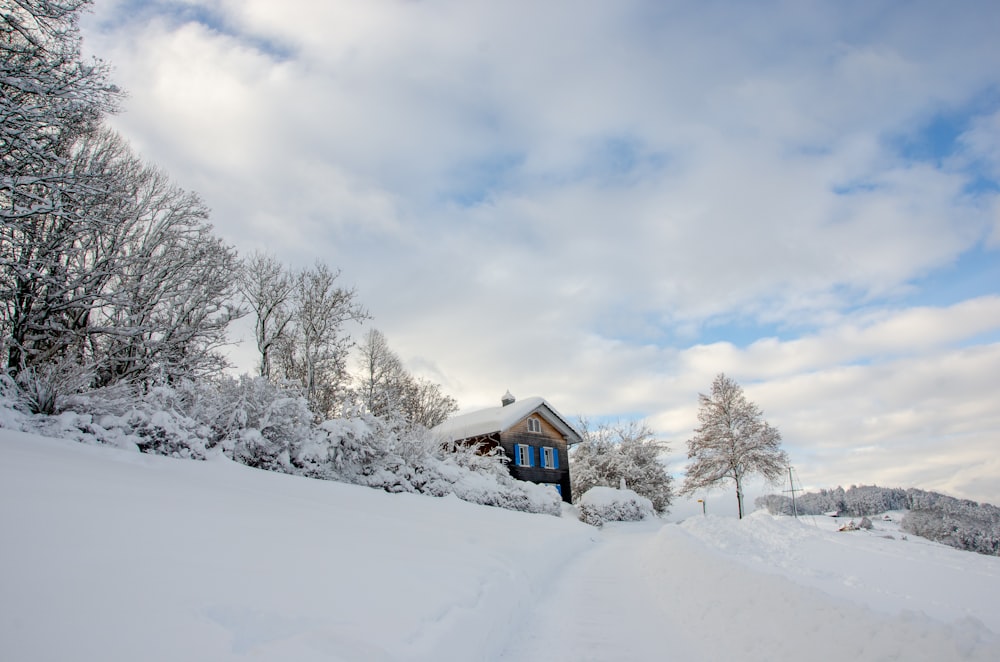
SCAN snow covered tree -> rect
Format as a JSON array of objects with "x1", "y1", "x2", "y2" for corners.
[
  {"x1": 354, "y1": 328, "x2": 457, "y2": 428},
  {"x1": 355, "y1": 328, "x2": 407, "y2": 417},
  {"x1": 397, "y1": 376, "x2": 457, "y2": 429},
  {"x1": 570, "y1": 419, "x2": 673, "y2": 515},
  {"x1": 681, "y1": 373, "x2": 788, "y2": 519},
  {"x1": 4, "y1": 125, "x2": 240, "y2": 401},
  {"x1": 275, "y1": 263, "x2": 368, "y2": 418},
  {"x1": 236, "y1": 252, "x2": 295, "y2": 380},
  {"x1": 901, "y1": 492, "x2": 1000, "y2": 556},
  {"x1": 75, "y1": 129, "x2": 244, "y2": 388},
  {"x1": 1, "y1": 0, "x2": 120, "y2": 380},
  {"x1": 1, "y1": 0, "x2": 120, "y2": 216},
  {"x1": 2, "y1": 1, "x2": 241, "y2": 403}
]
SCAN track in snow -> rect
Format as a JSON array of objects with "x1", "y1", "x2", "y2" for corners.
[
  {"x1": 499, "y1": 522, "x2": 701, "y2": 661},
  {"x1": 497, "y1": 519, "x2": 1000, "y2": 662}
]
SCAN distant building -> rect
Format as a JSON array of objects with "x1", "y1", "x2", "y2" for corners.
[{"x1": 433, "y1": 392, "x2": 581, "y2": 502}]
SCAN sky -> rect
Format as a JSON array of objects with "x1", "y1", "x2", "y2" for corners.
[{"x1": 78, "y1": 0, "x2": 1000, "y2": 506}]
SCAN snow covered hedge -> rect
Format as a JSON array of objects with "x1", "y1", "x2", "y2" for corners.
[
  {"x1": 578, "y1": 486, "x2": 656, "y2": 527},
  {"x1": 296, "y1": 411, "x2": 560, "y2": 515},
  {"x1": 1, "y1": 377, "x2": 560, "y2": 517}
]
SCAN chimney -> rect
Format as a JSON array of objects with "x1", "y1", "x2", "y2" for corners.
[{"x1": 501, "y1": 390, "x2": 515, "y2": 407}]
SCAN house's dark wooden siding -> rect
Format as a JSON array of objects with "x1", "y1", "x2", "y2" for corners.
[{"x1": 499, "y1": 414, "x2": 572, "y2": 502}]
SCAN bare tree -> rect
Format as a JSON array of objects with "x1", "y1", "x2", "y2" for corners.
[
  {"x1": 355, "y1": 328, "x2": 406, "y2": 416},
  {"x1": 277, "y1": 263, "x2": 368, "y2": 417},
  {"x1": 88, "y1": 134, "x2": 244, "y2": 386},
  {"x1": 354, "y1": 328, "x2": 457, "y2": 428},
  {"x1": 398, "y1": 377, "x2": 457, "y2": 429},
  {"x1": 681, "y1": 373, "x2": 788, "y2": 518},
  {"x1": 237, "y1": 252, "x2": 294, "y2": 379}
]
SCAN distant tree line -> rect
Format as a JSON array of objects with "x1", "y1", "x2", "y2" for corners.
[{"x1": 756, "y1": 486, "x2": 1000, "y2": 556}]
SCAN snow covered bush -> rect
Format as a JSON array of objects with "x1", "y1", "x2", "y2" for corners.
[
  {"x1": 0, "y1": 372, "x2": 561, "y2": 516},
  {"x1": 44, "y1": 377, "x2": 314, "y2": 466},
  {"x1": 210, "y1": 375, "x2": 313, "y2": 472},
  {"x1": 0, "y1": 374, "x2": 28, "y2": 429},
  {"x1": 14, "y1": 366, "x2": 60, "y2": 416},
  {"x1": 298, "y1": 414, "x2": 561, "y2": 515},
  {"x1": 435, "y1": 444, "x2": 561, "y2": 516},
  {"x1": 571, "y1": 419, "x2": 673, "y2": 514},
  {"x1": 11, "y1": 358, "x2": 92, "y2": 415},
  {"x1": 35, "y1": 382, "x2": 217, "y2": 459},
  {"x1": 578, "y1": 486, "x2": 656, "y2": 527},
  {"x1": 300, "y1": 414, "x2": 399, "y2": 483}
]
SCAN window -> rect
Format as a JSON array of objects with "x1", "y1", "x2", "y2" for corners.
[
  {"x1": 541, "y1": 446, "x2": 559, "y2": 469},
  {"x1": 527, "y1": 417, "x2": 541, "y2": 433},
  {"x1": 514, "y1": 443, "x2": 534, "y2": 467}
]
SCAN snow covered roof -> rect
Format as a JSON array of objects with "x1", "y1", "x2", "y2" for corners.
[{"x1": 433, "y1": 396, "x2": 582, "y2": 444}]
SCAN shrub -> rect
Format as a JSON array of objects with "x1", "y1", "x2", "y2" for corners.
[{"x1": 578, "y1": 486, "x2": 656, "y2": 527}]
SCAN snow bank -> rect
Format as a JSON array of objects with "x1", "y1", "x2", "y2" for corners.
[
  {"x1": 504, "y1": 514, "x2": 1000, "y2": 661},
  {"x1": 647, "y1": 518, "x2": 1000, "y2": 661},
  {"x1": 679, "y1": 512, "x2": 1000, "y2": 632},
  {"x1": 0, "y1": 429, "x2": 593, "y2": 662}
]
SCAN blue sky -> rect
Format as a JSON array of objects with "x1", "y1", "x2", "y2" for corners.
[{"x1": 80, "y1": 0, "x2": 1000, "y2": 507}]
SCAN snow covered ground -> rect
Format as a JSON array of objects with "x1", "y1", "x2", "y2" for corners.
[{"x1": 3, "y1": 429, "x2": 999, "y2": 661}]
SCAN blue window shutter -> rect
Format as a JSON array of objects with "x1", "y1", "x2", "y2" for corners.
[
  {"x1": 514, "y1": 445, "x2": 521, "y2": 465},
  {"x1": 553, "y1": 448, "x2": 559, "y2": 469},
  {"x1": 528, "y1": 446, "x2": 534, "y2": 467}
]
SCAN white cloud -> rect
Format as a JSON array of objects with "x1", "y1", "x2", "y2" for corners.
[{"x1": 80, "y1": 0, "x2": 1000, "y2": 505}]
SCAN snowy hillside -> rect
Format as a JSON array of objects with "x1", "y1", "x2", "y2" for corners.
[{"x1": 2, "y1": 430, "x2": 999, "y2": 662}]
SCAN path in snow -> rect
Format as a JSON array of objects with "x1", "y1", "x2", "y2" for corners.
[
  {"x1": 499, "y1": 519, "x2": 1000, "y2": 662},
  {"x1": 499, "y1": 522, "x2": 702, "y2": 661}
]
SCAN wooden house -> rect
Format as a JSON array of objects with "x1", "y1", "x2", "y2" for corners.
[{"x1": 433, "y1": 392, "x2": 581, "y2": 502}]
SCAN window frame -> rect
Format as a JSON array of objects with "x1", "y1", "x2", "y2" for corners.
[
  {"x1": 542, "y1": 446, "x2": 554, "y2": 468},
  {"x1": 527, "y1": 417, "x2": 542, "y2": 433},
  {"x1": 515, "y1": 443, "x2": 533, "y2": 467}
]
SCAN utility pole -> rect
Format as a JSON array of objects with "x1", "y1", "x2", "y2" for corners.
[{"x1": 783, "y1": 466, "x2": 800, "y2": 518}]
